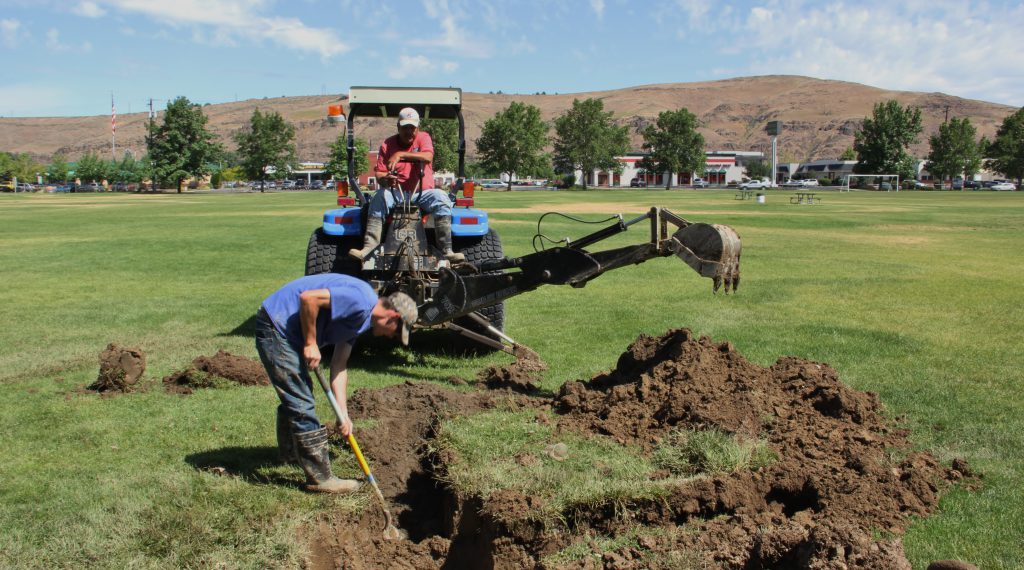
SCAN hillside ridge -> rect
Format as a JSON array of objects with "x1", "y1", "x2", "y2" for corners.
[{"x1": 1, "y1": 75, "x2": 1015, "y2": 164}]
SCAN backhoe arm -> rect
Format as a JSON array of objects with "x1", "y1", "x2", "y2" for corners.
[{"x1": 417, "y1": 207, "x2": 741, "y2": 327}]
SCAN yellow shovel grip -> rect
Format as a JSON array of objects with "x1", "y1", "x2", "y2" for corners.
[{"x1": 347, "y1": 434, "x2": 373, "y2": 477}]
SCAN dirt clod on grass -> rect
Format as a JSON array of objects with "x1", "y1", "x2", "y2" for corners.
[
  {"x1": 307, "y1": 329, "x2": 973, "y2": 570},
  {"x1": 162, "y1": 349, "x2": 269, "y2": 394},
  {"x1": 88, "y1": 343, "x2": 146, "y2": 392},
  {"x1": 478, "y1": 350, "x2": 548, "y2": 393}
]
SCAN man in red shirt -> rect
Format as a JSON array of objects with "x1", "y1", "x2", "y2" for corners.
[{"x1": 349, "y1": 107, "x2": 465, "y2": 263}]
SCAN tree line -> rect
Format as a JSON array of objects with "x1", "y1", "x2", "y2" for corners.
[{"x1": 4, "y1": 96, "x2": 1023, "y2": 192}]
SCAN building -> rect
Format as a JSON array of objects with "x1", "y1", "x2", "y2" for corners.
[{"x1": 577, "y1": 150, "x2": 765, "y2": 187}]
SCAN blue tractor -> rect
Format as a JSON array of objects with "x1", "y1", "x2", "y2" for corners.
[{"x1": 306, "y1": 87, "x2": 742, "y2": 356}]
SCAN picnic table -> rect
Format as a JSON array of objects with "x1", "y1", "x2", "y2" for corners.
[
  {"x1": 735, "y1": 189, "x2": 754, "y2": 200},
  {"x1": 790, "y1": 191, "x2": 821, "y2": 205}
]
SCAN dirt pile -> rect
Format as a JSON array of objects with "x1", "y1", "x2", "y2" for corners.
[
  {"x1": 163, "y1": 350, "x2": 269, "y2": 394},
  {"x1": 307, "y1": 329, "x2": 972, "y2": 569},
  {"x1": 477, "y1": 349, "x2": 548, "y2": 393},
  {"x1": 88, "y1": 343, "x2": 146, "y2": 392}
]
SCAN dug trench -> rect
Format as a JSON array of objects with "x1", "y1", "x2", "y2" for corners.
[{"x1": 308, "y1": 328, "x2": 974, "y2": 569}]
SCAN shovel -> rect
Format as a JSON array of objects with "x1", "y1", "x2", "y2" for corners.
[{"x1": 313, "y1": 366, "x2": 406, "y2": 540}]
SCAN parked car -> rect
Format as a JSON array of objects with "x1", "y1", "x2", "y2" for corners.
[
  {"x1": 16, "y1": 182, "x2": 34, "y2": 192},
  {"x1": 692, "y1": 177, "x2": 709, "y2": 188},
  {"x1": 781, "y1": 179, "x2": 803, "y2": 187},
  {"x1": 629, "y1": 178, "x2": 647, "y2": 188},
  {"x1": 478, "y1": 179, "x2": 505, "y2": 189},
  {"x1": 739, "y1": 179, "x2": 769, "y2": 190},
  {"x1": 310, "y1": 180, "x2": 324, "y2": 190},
  {"x1": 799, "y1": 179, "x2": 819, "y2": 187},
  {"x1": 53, "y1": 184, "x2": 72, "y2": 193},
  {"x1": 991, "y1": 181, "x2": 1016, "y2": 191}
]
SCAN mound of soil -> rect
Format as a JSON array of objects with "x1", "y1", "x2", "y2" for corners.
[
  {"x1": 163, "y1": 350, "x2": 269, "y2": 394},
  {"x1": 88, "y1": 343, "x2": 146, "y2": 392},
  {"x1": 307, "y1": 329, "x2": 972, "y2": 570},
  {"x1": 478, "y1": 349, "x2": 548, "y2": 393}
]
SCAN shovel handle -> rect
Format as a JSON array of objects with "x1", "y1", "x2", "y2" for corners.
[{"x1": 313, "y1": 367, "x2": 377, "y2": 482}]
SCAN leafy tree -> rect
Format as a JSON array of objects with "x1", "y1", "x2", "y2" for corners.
[
  {"x1": 840, "y1": 147, "x2": 857, "y2": 160},
  {"x1": 552, "y1": 98, "x2": 630, "y2": 190},
  {"x1": 0, "y1": 152, "x2": 13, "y2": 181},
  {"x1": 48, "y1": 154, "x2": 70, "y2": 182},
  {"x1": 465, "y1": 161, "x2": 500, "y2": 179},
  {"x1": 4, "y1": 152, "x2": 45, "y2": 183},
  {"x1": 986, "y1": 107, "x2": 1024, "y2": 186},
  {"x1": 476, "y1": 102, "x2": 549, "y2": 191},
  {"x1": 853, "y1": 100, "x2": 923, "y2": 182},
  {"x1": 420, "y1": 118, "x2": 459, "y2": 175},
  {"x1": 636, "y1": 108, "x2": 705, "y2": 189},
  {"x1": 150, "y1": 96, "x2": 223, "y2": 192},
  {"x1": 743, "y1": 159, "x2": 772, "y2": 181},
  {"x1": 234, "y1": 108, "x2": 296, "y2": 192},
  {"x1": 324, "y1": 133, "x2": 370, "y2": 184},
  {"x1": 75, "y1": 151, "x2": 109, "y2": 183},
  {"x1": 926, "y1": 117, "x2": 982, "y2": 189}
]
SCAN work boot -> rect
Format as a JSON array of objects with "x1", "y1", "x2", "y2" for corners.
[
  {"x1": 276, "y1": 409, "x2": 298, "y2": 465},
  {"x1": 348, "y1": 217, "x2": 384, "y2": 260},
  {"x1": 294, "y1": 427, "x2": 360, "y2": 494},
  {"x1": 434, "y1": 216, "x2": 465, "y2": 263}
]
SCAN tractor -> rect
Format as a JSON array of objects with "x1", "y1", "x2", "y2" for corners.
[{"x1": 305, "y1": 86, "x2": 742, "y2": 356}]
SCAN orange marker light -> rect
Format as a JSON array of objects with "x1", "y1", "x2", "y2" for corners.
[
  {"x1": 326, "y1": 104, "x2": 345, "y2": 124},
  {"x1": 462, "y1": 181, "x2": 475, "y2": 198}
]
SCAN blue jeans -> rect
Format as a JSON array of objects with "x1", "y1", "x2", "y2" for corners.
[
  {"x1": 255, "y1": 307, "x2": 321, "y2": 434},
  {"x1": 367, "y1": 187, "x2": 452, "y2": 219}
]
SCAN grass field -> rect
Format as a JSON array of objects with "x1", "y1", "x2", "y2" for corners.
[{"x1": 1, "y1": 188, "x2": 1022, "y2": 568}]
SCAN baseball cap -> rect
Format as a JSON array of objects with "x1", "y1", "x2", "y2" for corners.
[
  {"x1": 386, "y1": 292, "x2": 418, "y2": 345},
  {"x1": 397, "y1": 107, "x2": 420, "y2": 127}
]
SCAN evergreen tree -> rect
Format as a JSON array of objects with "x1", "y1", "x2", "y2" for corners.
[{"x1": 149, "y1": 96, "x2": 223, "y2": 192}]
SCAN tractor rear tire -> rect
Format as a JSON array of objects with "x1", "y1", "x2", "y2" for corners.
[
  {"x1": 453, "y1": 228, "x2": 505, "y2": 332},
  {"x1": 305, "y1": 228, "x2": 363, "y2": 277}
]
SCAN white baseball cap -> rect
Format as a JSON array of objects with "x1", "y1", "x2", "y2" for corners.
[{"x1": 397, "y1": 107, "x2": 420, "y2": 127}]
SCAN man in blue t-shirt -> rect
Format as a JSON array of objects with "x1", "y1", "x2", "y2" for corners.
[{"x1": 255, "y1": 274, "x2": 418, "y2": 493}]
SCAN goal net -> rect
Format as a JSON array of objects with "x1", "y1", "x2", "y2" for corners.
[{"x1": 843, "y1": 174, "x2": 900, "y2": 192}]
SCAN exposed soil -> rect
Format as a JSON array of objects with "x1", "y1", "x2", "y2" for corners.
[
  {"x1": 306, "y1": 329, "x2": 974, "y2": 569},
  {"x1": 88, "y1": 343, "x2": 146, "y2": 392},
  {"x1": 162, "y1": 349, "x2": 269, "y2": 394},
  {"x1": 477, "y1": 349, "x2": 548, "y2": 393}
]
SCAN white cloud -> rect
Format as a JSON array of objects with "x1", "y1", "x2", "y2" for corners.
[
  {"x1": 590, "y1": 0, "x2": 605, "y2": 19},
  {"x1": 45, "y1": 28, "x2": 69, "y2": 51},
  {"x1": 1, "y1": 18, "x2": 23, "y2": 49},
  {"x1": 443, "y1": 61, "x2": 459, "y2": 73},
  {"x1": 412, "y1": 0, "x2": 492, "y2": 58},
  {"x1": 90, "y1": 0, "x2": 348, "y2": 58},
  {"x1": 73, "y1": 2, "x2": 107, "y2": 18},
  {"x1": 387, "y1": 55, "x2": 460, "y2": 79}
]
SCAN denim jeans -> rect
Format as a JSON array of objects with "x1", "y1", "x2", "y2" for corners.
[
  {"x1": 255, "y1": 307, "x2": 321, "y2": 434},
  {"x1": 367, "y1": 187, "x2": 452, "y2": 219}
]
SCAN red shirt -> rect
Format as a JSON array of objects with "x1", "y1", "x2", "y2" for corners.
[{"x1": 376, "y1": 131, "x2": 434, "y2": 192}]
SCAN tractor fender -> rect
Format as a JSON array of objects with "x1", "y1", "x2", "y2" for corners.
[{"x1": 322, "y1": 207, "x2": 363, "y2": 237}]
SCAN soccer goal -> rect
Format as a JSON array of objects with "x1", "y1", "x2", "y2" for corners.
[{"x1": 844, "y1": 174, "x2": 900, "y2": 192}]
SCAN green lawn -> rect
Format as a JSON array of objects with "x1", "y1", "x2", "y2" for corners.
[{"x1": 0, "y1": 188, "x2": 1021, "y2": 568}]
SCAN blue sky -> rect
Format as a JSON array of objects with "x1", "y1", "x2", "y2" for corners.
[{"x1": 2, "y1": 0, "x2": 1023, "y2": 117}]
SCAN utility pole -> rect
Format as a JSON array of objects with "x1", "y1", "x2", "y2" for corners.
[{"x1": 148, "y1": 98, "x2": 156, "y2": 191}]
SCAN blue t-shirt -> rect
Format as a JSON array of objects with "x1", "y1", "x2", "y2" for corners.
[{"x1": 261, "y1": 274, "x2": 377, "y2": 352}]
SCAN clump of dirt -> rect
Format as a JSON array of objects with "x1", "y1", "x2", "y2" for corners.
[
  {"x1": 478, "y1": 349, "x2": 548, "y2": 393},
  {"x1": 306, "y1": 329, "x2": 974, "y2": 570},
  {"x1": 88, "y1": 343, "x2": 146, "y2": 392},
  {"x1": 162, "y1": 350, "x2": 269, "y2": 394}
]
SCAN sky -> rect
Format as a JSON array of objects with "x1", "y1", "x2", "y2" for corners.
[{"x1": 1, "y1": 0, "x2": 1023, "y2": 118}]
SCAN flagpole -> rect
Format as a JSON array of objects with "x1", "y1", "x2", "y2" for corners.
[{"x1": 111, "y1": 92, "x2": 117, "y2": 159}]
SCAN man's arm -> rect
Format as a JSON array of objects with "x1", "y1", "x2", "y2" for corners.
[
  {"x1": 386, "y1": 149, "x2": 433, "y2": 171},
  {"x1": 298, "y1": 288, "x2": 332, "y2": 369},
  {"x1": 330, "y1": 341, "x2": 353, "y2": 436}
]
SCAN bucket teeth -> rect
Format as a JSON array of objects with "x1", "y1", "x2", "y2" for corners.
[{"x1": 672, "y1": 223, "x2": 742, "y2": 294}]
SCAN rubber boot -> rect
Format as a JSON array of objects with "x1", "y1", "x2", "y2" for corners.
[
  {"x1": 276, "y1": 408, "x2": 298, "y2": 465},
  {"x1": 294, "y1": 427, "x2": 359, "y2": 494},
  {"x1": 435, "y1": 216, "x2": 465, "y2": 263},
  {"x1": 348, "y1": 217, "x2": 384, "y2": 260}
]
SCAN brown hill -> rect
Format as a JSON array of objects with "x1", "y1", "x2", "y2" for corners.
[{"x1": 0, "y1": 75, "x2": 1015, "y2": 165}]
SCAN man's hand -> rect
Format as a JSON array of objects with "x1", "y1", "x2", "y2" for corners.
[
  {"x1": 336, "y1": 412, "x2": 353, "y2": 437},
  {"x1": 387, "y1": 152, "x2": 405, "y2": 171},
  {"x1": 303, "y1": 343, "x2": 321, "y2": 370}
]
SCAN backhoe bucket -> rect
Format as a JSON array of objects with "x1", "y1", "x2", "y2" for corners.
[{"x1": 671, "y1": 223, "x2": 742, "y2": 293}]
